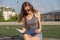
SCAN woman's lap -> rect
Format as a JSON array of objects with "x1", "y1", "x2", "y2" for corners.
[
  {"x1": 23, "y1": 29, "x2": 42, "y2": 40},
  {"x1": 32, "y1": 33, "x2": 42, "y2": 40},
  {"x1": 23, "y1": 33, "x2": 42, "y2": 40}
]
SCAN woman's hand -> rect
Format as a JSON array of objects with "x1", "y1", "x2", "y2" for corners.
[{"x1": 35, "y1": 29, "x2": 41, "y2": 34}]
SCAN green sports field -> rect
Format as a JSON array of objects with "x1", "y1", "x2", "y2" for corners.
[{"x1": 0, "y1": 25, "x2": 60, "y2": 39}]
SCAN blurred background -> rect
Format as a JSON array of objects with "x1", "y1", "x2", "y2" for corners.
[{"x1": 0, "y1": 0, "x2": 60, "y2": 40}]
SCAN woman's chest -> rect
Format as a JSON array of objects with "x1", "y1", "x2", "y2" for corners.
[{"x1": 26, "y1": 16, "x2": 38, "y2": 25}]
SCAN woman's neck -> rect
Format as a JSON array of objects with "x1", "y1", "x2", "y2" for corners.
[{"x1": 26, "y1": 12, "x2": 33, "y2": 20}]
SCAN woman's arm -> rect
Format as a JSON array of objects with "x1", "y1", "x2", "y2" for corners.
[
  {"x1": 35, "y1": 12, "x2": 42, "y2": 33},
  {"x1": 22, "y1": 18, "x2": 26, "y2": 33}
]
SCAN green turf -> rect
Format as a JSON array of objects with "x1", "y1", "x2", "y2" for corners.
[
  {"x1": 0, "y1": 25, "x2": 23, "y2": 36},
  {"x1": 42, "y1": 25, "x2": 60, "y2": 39},
  {"x1": 0, "y1": 25, "x2": 60, "y2": 39}
]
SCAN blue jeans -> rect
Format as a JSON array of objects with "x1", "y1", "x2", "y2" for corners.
[{"x1": 40, "y1": 33, "x2": 42, "y2": 40}]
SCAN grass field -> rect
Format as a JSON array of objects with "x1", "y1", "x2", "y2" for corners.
[
  {"x1": 0, "y1": 25, "x2": 60, "y2": 39},
  {"x1": 42, "y1": 25, "x2": 60, "y2": 39}
]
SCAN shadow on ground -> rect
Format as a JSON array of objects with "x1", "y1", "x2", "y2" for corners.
[{"x1": 0, "y1": 35, "x2": 60, "y2": 40}]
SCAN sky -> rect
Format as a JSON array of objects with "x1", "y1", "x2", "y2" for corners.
[{"x1": 0, "y1": 0, "x2": 60, "y2": 14}]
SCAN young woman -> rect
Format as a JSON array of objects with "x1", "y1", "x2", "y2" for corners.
[{"x1": 18, "y1": 2, "x2": 42, "y2": 40}]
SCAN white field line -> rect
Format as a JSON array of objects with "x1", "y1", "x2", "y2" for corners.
[{"x1": 0, "y1": 21, "x2": 60, "y2": 25}]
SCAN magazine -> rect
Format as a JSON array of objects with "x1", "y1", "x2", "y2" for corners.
[{"x1": 16, "y1": 29, "x2": 24, "y2": 33}]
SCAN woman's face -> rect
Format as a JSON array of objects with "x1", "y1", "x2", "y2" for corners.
[{"x1": 24, "y1": 6, "x2": 32, "y2": 14}]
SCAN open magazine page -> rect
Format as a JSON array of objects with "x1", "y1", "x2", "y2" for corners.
[{"x1": 16, "y1": 29, "x2": 24, "y2": 33}]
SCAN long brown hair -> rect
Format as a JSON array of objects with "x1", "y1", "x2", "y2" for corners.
[{"x1": 18, "y1": 2, "x2": 37, "y2": 22}]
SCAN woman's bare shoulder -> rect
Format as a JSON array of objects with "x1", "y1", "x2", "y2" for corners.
[{"x1": 34, "y1": 11, "x2": 40, "y2": 18}]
